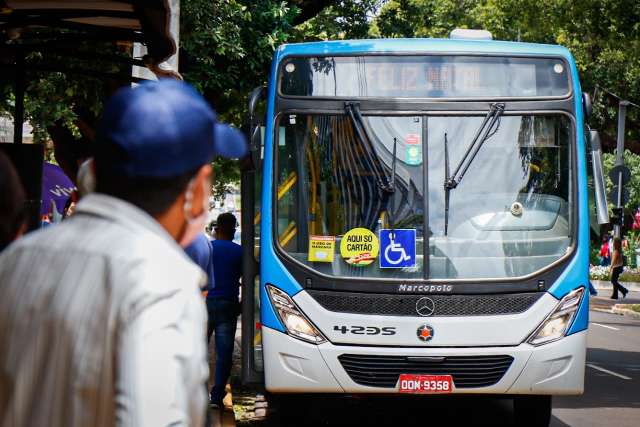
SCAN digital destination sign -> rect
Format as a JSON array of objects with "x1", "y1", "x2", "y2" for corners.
[{"x1": 280, "y1": 55, "x2": 570, "y2": 99}]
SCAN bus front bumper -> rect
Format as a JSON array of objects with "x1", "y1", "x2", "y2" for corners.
[{"x1": 262, "y1": 327, "x2": 586, "y2": 395}]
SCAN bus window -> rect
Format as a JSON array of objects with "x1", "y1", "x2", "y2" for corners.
[
  {"x1": 275, "y1": 114, "x2": 425, "y2": 279},
  {"x1": 427, "y1": 114, "x2": 573, "y2": 279}
]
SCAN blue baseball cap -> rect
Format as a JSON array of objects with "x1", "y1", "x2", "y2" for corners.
[{"x1": 94, "y1": 79, "x2": 247, "y2": 177}]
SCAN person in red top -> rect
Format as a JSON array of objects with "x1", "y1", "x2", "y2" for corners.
[{"x1": 599, "y1": 236, "x2": 610, "y2": 266}]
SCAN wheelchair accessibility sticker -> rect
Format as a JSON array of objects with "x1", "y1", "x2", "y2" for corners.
[{"x1": 379, "y1": 229, "x2": 416, "y2": 268}]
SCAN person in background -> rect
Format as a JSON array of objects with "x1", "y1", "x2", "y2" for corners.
[
  {"x1": 184, "y1": 232, "x2": 215, "y2": 298},
  {"x1": 599, "y1": 235, "x2": 610, "y2": 266},
  {"x1": 610, "y1": 237, "x2": 629, "y2": 300},
  {"x1": 208, "y1": 212, "x2": 243, "y2": 408},
  {"x1": 0, "y1": 151, "x2": 26, "y2": 252},
  {"x1": 40, "y1": 214, "x2": 52, "y2": 228},
  {"x1": 206, "y1": 219, "x2": 217, "y2": 238},
  {"x1": 0, "y1": 80, "x2": 247, "y2": 427}
]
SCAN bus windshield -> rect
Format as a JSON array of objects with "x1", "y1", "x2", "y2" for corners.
[{"x1": 275, "y1": 113, "x2": 573, "y2": 281}]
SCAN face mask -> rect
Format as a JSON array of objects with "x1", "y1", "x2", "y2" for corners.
[{"x1": 179, "y1": 178, "x2": 209, "y2": 248}]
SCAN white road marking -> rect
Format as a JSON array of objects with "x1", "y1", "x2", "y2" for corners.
[
  {"x1": 586, "y1": 363, "x2": 632, "y2": 380},
  {"x1": 592, "y1": 322, "x2": 619, "y2": 331}
]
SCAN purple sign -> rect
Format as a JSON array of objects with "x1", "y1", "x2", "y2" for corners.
[{"x1": 41, "y1": 163, "x2": 76, "y2": 215}]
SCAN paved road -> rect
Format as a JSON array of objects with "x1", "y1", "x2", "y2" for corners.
[
  {"x1": 237, "y1": 294, "x2": 640, "y2": 427},
  {"x1": 552, "y1": 292, "x2": 640, "y2": 427}
]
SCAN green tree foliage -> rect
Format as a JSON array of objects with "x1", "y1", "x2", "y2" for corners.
[
  {"x1": 180, "y1": 0, "x2": 378, "y2": 198},
  {"x1": 374, "y1": 0, "x2": 640, "y2": 151},
  {"x1": 180, "y1": 0, "x2": 380, "y2": 123},
  {"x1": 297, "y1": 1, "x2": 382, "y2": 40},
  {"x1": 0, "y1": 46, "x2": 119, "y2": 143},
  {"x1": 180, "y1": 1, "x2": 298, "y2": 125},
  {"x1": 4, "y1": 0, "x2": 639, "y2": 201},
  {"x1": 603, "y1": 150, "x2": 640, "y2": 215},
  {"x1": 180, "y1": 1, "x2": 298, "y2": 199},
  {"x1": 1, "y1": 0, "x2": 378, "y2": 199}
]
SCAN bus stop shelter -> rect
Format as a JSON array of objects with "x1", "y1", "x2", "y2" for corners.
[{"x1": 0, "y1": 0, "x2": 179, "y2": 228}]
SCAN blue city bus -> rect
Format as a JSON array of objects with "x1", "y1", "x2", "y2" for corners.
[{"x1": 240, "y1": 30, "x2": 609, "y2": 425}]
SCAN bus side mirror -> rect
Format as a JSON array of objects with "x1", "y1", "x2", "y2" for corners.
[
  {"x1": 589, "y1": 130, "x2": 609, "y2": 224},
  {"x1": 248, "y1": 86, "x2": 266, "y2": 149},
  {"x1": 245, "y1": 86, "x2": 266, "y2": 172},
  {"x1": 583, "y1": 93, "x2": 592, "y2": 122}
]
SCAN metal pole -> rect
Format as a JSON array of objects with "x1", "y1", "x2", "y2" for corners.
[
  {"x1": 614, "y1": 101, "x2": 629, "y2": 238},
  {"x1": 13, "y1": 49, "x2": 25, "y2": 144},
  {"x1": 615, "y1": 101, "x2": 628, "y2": 166}
]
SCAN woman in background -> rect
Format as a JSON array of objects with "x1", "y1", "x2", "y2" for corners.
[{"x1": 610, "y1": 237, "x2": 629, "y2": 300}]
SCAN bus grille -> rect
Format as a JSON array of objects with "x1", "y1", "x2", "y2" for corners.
[
  {"x1": 308, "y1": 290, "x2": 542, "y2": 317},
  {"x1": 338, "y1": 354, "x2": 514, "y2": 389}
]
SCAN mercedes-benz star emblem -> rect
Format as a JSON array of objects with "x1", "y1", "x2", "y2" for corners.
[
  {"x1": 417, "y1": 324, "x2": 434, "y2": 342},
  {"x1": 415, "y1": 297, "x2": 435, "y2": 317}
]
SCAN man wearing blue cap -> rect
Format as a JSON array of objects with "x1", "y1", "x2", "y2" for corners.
[{"x1": 0, "y1": 80, "x2": 247, "y2": 427}]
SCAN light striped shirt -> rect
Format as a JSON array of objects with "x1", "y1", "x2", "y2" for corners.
[{"x1": 0, "y1": 194, "x2": 208, "y2": 427}]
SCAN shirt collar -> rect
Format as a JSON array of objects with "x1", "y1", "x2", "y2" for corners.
[{"x1": 75, "y1": 193, "x2": 178, "y2": 247}]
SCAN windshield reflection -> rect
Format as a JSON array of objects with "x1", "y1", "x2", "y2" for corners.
[
  {"x1": 275, "y1": 113, "x2": 573, "y2": 281},
  {"x1": 428, "y1": 115, "x2": 572, "y2": 279}
]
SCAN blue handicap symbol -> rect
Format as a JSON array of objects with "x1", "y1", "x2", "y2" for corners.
[{"x1": 380, "y1": 229, "x2": 416, "y2": 268}]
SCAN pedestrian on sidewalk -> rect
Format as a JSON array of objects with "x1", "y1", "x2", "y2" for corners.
[
  {"x1": 184, "y1": 232, "x2": 215, "y2": 298},
  {"x1": 0, "y1": 80, "x2": 246, "y2": 427},
  {"x1": 0, "y1": 151, "x2": 27, "y2": 253},
  {"x1": 599, "y1": 236, "x2": 610, "y2": 266},
  {"x1": 610, "y1": 237, "x2": 629, "y2": 300},
  {"x1": 207, "y1": 212, "x2": 243, "y2": 408}
]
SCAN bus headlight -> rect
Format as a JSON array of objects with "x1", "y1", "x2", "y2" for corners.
[
  {"x1": 528, "y1": 287, "x2": 584, "y2": 346},
  {"x1": 266, "y1": 285, "x2": 326, "y2": 344}
]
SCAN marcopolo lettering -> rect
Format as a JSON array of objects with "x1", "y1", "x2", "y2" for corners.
[{"x1": 398, "y1": 284, "x2": 453, "y2": 293}]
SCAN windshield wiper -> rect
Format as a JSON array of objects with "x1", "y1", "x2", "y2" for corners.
[
  {"x1": 444, "y1": 132, "x2": 451, "y2": 235},
  {"x1": 345, "y1": 102, "x2": 399, "y2": 229},
  {"x1": 443, "y1": 102, "x2": 505, "y2": 235},
  {"x1": 345, "y1": 102, "x2": 395, "y2": 194},
  {"x1": 388, "y1": 137, "x2": 398, "y2": 230}
]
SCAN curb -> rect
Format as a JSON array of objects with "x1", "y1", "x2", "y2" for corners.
[
  {"x1": 591, "y1": 280, "x2": 640, "y2": 292},
  {"x1": 612, "y1": 305, "x2": 640, "y2": 320},
  {"x1": 591, "y1": 307, "x2": 615, "y2": 314}
]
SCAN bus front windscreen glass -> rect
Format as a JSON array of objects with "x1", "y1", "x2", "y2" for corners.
[
  {"x1": 275, "y1": 113, "x2": 573, "y2": 281},
  {"x1": 280, "y1": 56, "x2": 570, "y2": 98}
]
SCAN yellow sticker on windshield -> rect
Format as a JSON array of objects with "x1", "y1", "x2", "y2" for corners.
[
  {"x1": 340, "y1": 228, "x2": 379, "y2": 267},
  {"x1": 308, "y1": 235, "x2": 335, "y2": 262}
]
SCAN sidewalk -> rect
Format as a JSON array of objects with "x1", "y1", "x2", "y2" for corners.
[
  {"x1": 207, "y1": 319, "x2": 242, "y2": 427},
  {"x1": 591, "y1": 279, "x2": 640, "y2": 292},
  {"x1": 590, "y1": 289, "x2": 640, "y2": 318}
]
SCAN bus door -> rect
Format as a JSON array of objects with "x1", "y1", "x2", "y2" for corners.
[{"x1": 241, "y1": 87, "x2": 266, "y2": 384}]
